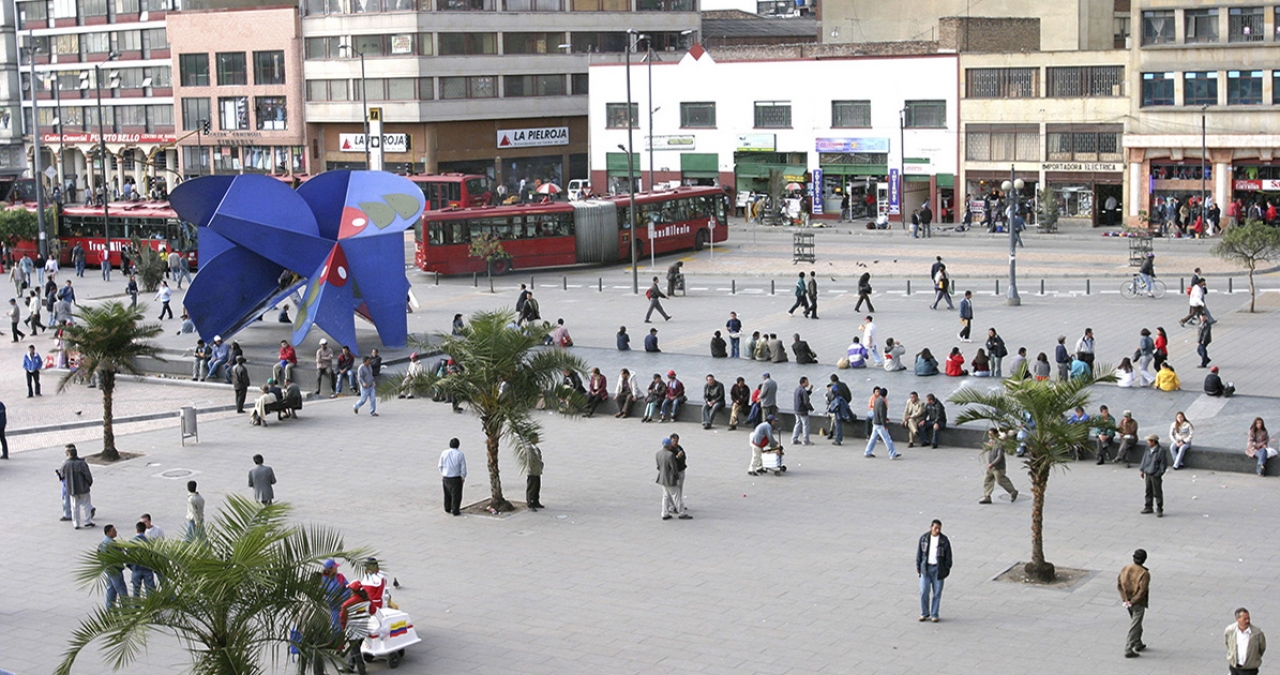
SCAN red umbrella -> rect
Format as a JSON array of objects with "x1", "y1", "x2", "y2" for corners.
[{"x1": 536, "y1": 183, "x2": 561, "y2": 195}]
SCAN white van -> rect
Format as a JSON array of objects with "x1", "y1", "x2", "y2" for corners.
[{"x1": 567, "y1": 179, "x2": 590, "y2": 201}]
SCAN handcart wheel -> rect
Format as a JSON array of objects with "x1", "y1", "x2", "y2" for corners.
[
  {"x1": 388, "y1": 652, "x2": 402, "y2": 669},
  {"x1": 780, "y1": 465, "x2": 787, "y2": 472}
]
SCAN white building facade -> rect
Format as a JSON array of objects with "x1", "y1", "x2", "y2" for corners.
[{"x1": 588, "y1": 48, "x2": 959, "y2": 221}]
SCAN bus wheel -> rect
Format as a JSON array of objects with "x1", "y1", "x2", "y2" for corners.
[{"x1": 694, "y1": 228, "x2": 709, "y2": 251}]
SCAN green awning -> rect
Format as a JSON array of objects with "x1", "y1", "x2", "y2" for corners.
[
  {"x1": 905, "y1": 174, "x2": 932, "y2": 183},
  {"x1": 937, "y1": 173, "x2": 955, "y2": 188},
  {"x1": 606, "y1": 152, "x2": 640, "y2": 174},
  {"x1": 820, "y1": 164, "x2": 887, "y2": 176},
  {"x1": 734, "y1": 163, "x2": 808, "y2": 181},
  {"x1": 680, "y1": 153, "x2": 719, "y2": 178}
]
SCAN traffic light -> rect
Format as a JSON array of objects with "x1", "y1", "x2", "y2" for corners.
[{"x1": 200, "y1": 119, "x2": 210, "y2": 134}]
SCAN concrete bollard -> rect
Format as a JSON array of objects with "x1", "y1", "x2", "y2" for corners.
[
  {"x1": 771, "y1": 280, "x2": 775, "y2": 295},
  {"x1": 598, "y1": 277, "x2": 603, "y2": 292},
  {"x1": 1229, "y1": 278, "x2": 1234, "y2": 293},
  {"x1": 473, "y1": 273, "x2": 478, "y2": 287},
  {"x1": 906, "y1": 280, "x2": 911, "y2": 295},
  {"x1": 1039, "y1": 279, "x2": 1044, "y2": 295},
  {"x1": 995, "y1": 280, "x2": 1000, "y2": 295},
  {"x1": 732, "y1": 279, "x2": 736, "y2": 295},
  {"x1": 562, "y1": 276, "x2": 567, "y2": 291},
  {"x1": 434, "y1": 271, "x2": 439, "y2": 285},
  {"x1": 1086, "y1": 279, "x2": 1091, "y2": 295}
]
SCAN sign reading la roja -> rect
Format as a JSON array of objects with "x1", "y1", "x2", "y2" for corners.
[
  {"x1": 42, "y1": 132, "x2": 176, "y2": 144},
  {"x1": 496, "y1": 127, "x2": 569, "y2": 149}
]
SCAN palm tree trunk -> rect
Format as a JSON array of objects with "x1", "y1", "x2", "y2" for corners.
[
  {"x1": 100, "y1": 370, "x2": 119, "y2": 461},
  {"x1": 1024, "y1": 465, "x2": 1055, "y2": 582},
  {"x1": 485, "y1": 431, "x2": 512, "y2": 512}
]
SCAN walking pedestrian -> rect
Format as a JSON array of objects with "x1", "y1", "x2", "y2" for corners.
[
  {"x1": 855, "y1": 272, "x2": 875, "y2": 312},
  {"x1": 806, "y1": 271, "x2": 819, "y2": 319},
  {"x1": 669, "y1": 433, "x2": 691, "y2": 517},
  {"x1": 957, "y1": 291, "x2": 973, "y2": 341},
  {"x1": 787, "y1": 272, "x2": 809, "y2": 317},
  {"x1": 99, "y1": 524, "x2": 128, "y2": 608},
  {"x1": 644, "y1": 276, "x2": 671, "y2": 322},
  {"x1": 8, "y1": 298, "x2": 24, "y2": 342},
  {"x1": 1198, "y1": 319, "x2": 1213, "y2": 368},
  {"x1": 525, "y1": 433, "x2": 544, "y2": 511},
  {"x1": 726, "y1": 311, "x2": 742, "y2": 358},
  {"x1": 931, "y1": 264, "x2": 953, "y2": 310},
  {"x1": 439, "y1": 438, "x2": 467, "y2": 516},
  {"x1": 978, "y1": 428, "x2": 1018, "y2": 504},
  {"x1": 125, "y1": 274, "x2": 137, "y2": 308},
  {"x1": 1117, "y1": 548, "x2": 1151, "y2": 658},
  {"x1": 100, "y1": 249, "x2": 112, "y2": 281},
  {"x1": 26, "y1": 291, "x2": 44, "y2": 335},
  {"x1": 915, "y1": 519, "x2": 952, "y2": 622},
  {"x1": 859, "y1": 316, "x2": 882, "y2": 365},
  {"x1": 1137, "y1": 328, "x2": 1156, "y2": 386},
  {"x1": 248, "y1": 454, "x2": 277, "y2": 505},
  {"x1": 864, "y1": 388, "x2": 898, "y2": 459},
  {"x1": 791, "y1": 377, "x2": 813, "y2": 445},
  {"x1": 61, "y1": 444, "x2": 94, "y2": 528},
  {"x1": 656, "y1": 437, "x2": 688, "y2": 520},
  {"x1": 23, "y1": 344, "x2": 42, "y2": 397},
  {"x1": 1139, "y1": 434, "x2": 1168, "y2": 516},
  {"x1": 185, "y1": 480, "x2": 205, "y2": 542},
  {"x1": 154, "y1": 280, "x2": 173, "y2": 320},
  {"x1": 353, "y1": 356, "x2": 378, "y2": 416},
  {"x1": 72, "y1": 242, "x2": 86, "y2": 277},
  {"x1": 1225, "y1": 608, "x2": 1266, "y2": 675}
]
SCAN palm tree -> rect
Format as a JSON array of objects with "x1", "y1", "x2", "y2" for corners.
[
  {"x1": 58, "y1": 301, "x2": 165, "y2": 462},
  {"x1": 948, "y1": 367, "x2": 1115, "y2": 582},
  {"x1": 55, "y1": 495, "x2": 372, "y2": 675},
  {"x1": 381, "y1": 309, "x2": 585, "y2": 512}
]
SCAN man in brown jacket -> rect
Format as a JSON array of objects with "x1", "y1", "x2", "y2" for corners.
[
  {"x1": 1117, "y1": 548, "x2": 1151, "y2": 658},
  {"x1": 1113, "y1": 410, "x2": 1140, "y2": 468}
]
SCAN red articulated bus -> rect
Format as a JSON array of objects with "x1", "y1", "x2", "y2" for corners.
[
  {"x1": 415, "y1": 185, "x2": 729, "y2": 275},
  {"x1": 57, "y1": 201, "x2": 199, "y2": 268},
  {"x1": 407, "y1": 173, "x2": 492, "y2": 212}
]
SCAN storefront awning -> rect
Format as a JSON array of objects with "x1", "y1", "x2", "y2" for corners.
[
  {"x1": 680, "y1": 153, "x2": 719, "y2": 179},
  {"x1": 606, "y1": 152, "x2": 640, "y2": 174},
  {"x1": 937, "y1": 173, "x2": 954, "y2": 188}
]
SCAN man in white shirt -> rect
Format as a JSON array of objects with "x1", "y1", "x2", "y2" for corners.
[
  {"x1": 915, "y1": 519, "x2": 952, "y2": 622},
  {"x1": 1226, "y1": 607, "x2": 1266, "y2": 675},
  {"x1": 439, "y1": 438, "x2": 467, "y2": 516},
  {"x1": 140, "y1": 513, "x2": 165, "y2": 540},
  {"x1": 859, "y1": 316, "x2": 882, "y2": 365}
]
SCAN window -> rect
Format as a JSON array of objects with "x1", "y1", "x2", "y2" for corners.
[
  {"x1": 570, "y1": 32, "x2": 628, "y2": 53},
  {"x1": 253, "y1": 51, "x2": 285, "y2": 85},
  {"x1": 117, "y1": 105, "x2": 146, "y2": 127},
  {"x1": 1045, "y1": 128, "x2": 1122, "y2": 162},
  {"x1": 1046, "y1": 66, "x2": 1124, "y2": 97},
  {"x1": 116, "y1": 0, "x2": 141, "y2": 13},
  {"x1": 181, "y1": 97, "x2": 209, "y2": 130},
  {"x1": 1228, "y1": 70, "x2": 1263, "y2": 105},
  {"x1": 147, "y1": 105, "x2": 172, "y2": 130},
  {"x1": 1141, "y1": 72, "x2": 1175, "y2": 106},
  {"x1": 1142, "y1": 10, "x2": 1175, "y2": 45},
  {"x1": 360, "y1": 77, "x2": 418, "y2": 99},
  {"x1": 183, "y1": 147, "x2": 209, "y2": 174},
  {"x1": 218, "y1": 96, "x2": 249, "y2": 130},
  {"x1": 606, "y1": 103, "x2": 637, "y2": 128},
  {"x1": 83, "y1": 32, "x2": 110, "y2": 54},
  {"x1": 831, "y1": 100, "x2": 870, "y2": 127},
  {"x1": 504, "y1": 74, "x2": 565, "y2": 97},
  {"x1": 965, "y1": 68, "x2": 1038, "y2": 98},
  {"x1": 437, "y1": 0, "x2": 493, "y2": 8},
  {"x1": 1114, "y1": 14, "x2": 1130, "y2": 49},
  {"x1": 350, "y1": 0, "x2": 382, "y2": 11},
  {"x1": 302, "y1": 0, "x2": 342, "y2": 14},
  {"x1": 680, "y1": 102, "x2": 716, "y2": 128},
  {"x1": 1274, "y1": 72, "x2": 1280, "y2": 104},
  {"x1": 503, "y1": 32, "x2": 566, "y2": 54},
  {"x1": 386, "y1": 0, "x2": 416, "y2": 9},
  {"x1": 438, "y1": 75, "x2": 495, "y2": 99},
  {"x1": 255, "y1": 96, "x2": 286, "y2": 130},
  {"x1": 570, "y1": 0, "x2": 627, "y2": 10},
  {"x1": 17, "y1": 0, "x2": 47, "y2": 29},
  {"x1": 965, "y1": 125, "x2": 1038, "y2": 162},
  {"x1": 437, "y1": 33, "x2": 497, "y2": 55},
  {"x1": 147, "y1": 66, "x2": 171, "y2": 88},
  {"x1": 1230, "y1": 7, "x2": 1264, "y2": 42},
  {"x1": 53, "y1": 35, "x2": 78, "y2": 55},
  {"x1": 116, "y1": 30, "x2": 142, "y2": 52},
  {"x1": 216, "y1": 52, "x2": 246, "y2": 86},
  {"x1": 903, "y1": 100, "x2": 946, "y2": 128},
  {"x1": 179, "y1": 53, "x2": 209, "y2": 87},
  {"x1": 142, "y1": 28, "x2": 168, "y2": 51},
  {"x1": 754, "y1": 101, "x2": 791, "y2": 128},
  {"x1": 81, "y1": 0, "x2": 107, "y2": 16},
  {"x1": 306, "y1": 79, "x2": 350, "y2": 101},
  {"x1": 419, "y1": 77, "x2": 434, "y2": 99},
  {"x1": 1184, "y1": 71, "x2": 1218, "y2": 106},
  {"x1": 570, "y1": 73, "x2": 588, "y2": 95},
  {"x1": 1185, "y1": 9, "x2": 1219, "y2": 44},
  {"x1": 504, "y1": 0, "x2": 563, "y2": 10},
  {"x1": 637, "y1": 0, "x2": 693, "y2": 8},
  {"x1": 305, "y1": 37, "x2": 342, "y2": 59},
  {"x1": 142, "y1": 0, "x2": 172, "y2": 11}
]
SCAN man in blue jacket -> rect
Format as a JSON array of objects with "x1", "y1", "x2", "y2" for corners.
[{"x1": 916, "y1": 519, "x2": 953, "y2": 622}]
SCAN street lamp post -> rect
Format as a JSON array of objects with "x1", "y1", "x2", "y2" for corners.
[
  {"x1": 340, "y1": 45, "x2": 370, "y2": 170},
  {"x1": 23, "y1": 32, "x2": 48, "y2": 257},
  {"x1": 93, "y1": 53, "x2": 120, "y2": 241},
  {"x1": 1201, "y1": 104, "x2": 1208, "y2": 224},
  {"x1": 43, "y1": 72, "x2": 63, "y2": 199},
  {"x1": 624, "y1": 29, "x2": 647, "y2": 295},
  {"x1": 1002, "y1": 167, "x2": 1024, "y2": 306}
]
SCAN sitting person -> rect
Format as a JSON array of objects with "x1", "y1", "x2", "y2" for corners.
[
  {"x1": 276, "y1": 303, "x2": 291, "y2": 323},
  {"x1": 1031, "y1": 352, "x2": 1051, "y2": 381},
  {"x1": 1093, "y1": 405, "x2": 1116, "y2": 464},
  {"x1": 1154, "y1": 362, "x2": 1181, "y2": 391},
  {"x1": 753, "y1": 334, "x2": 771, "y2": 360},
  {"x1": 1069, "y1": 355, "x2": 1090, "y2": 380},
  {"x1": 1007, "y1": 347, "x2": 1028, "y2": 379},
  {"x1": 617, "y1": 326, "x2": 631, "y2": 351},
  {"x1": 769, "y1": 334, "x2": 788, "y2": 363},
  {"x1": 1169, "y1": 411, "x2": 1193, "y2": 470},
  {"x1": 1113, "y1": 410, "x2": 1140, "y2": 466},
  {"x1": 883, "y1": 338, "x2": 906, "y2": 372},
  {"x1": 971, "y1": 348, "x2": 991, "y2": 377},
  {"x1": 644, "y1": 328, "x2": 661, "y2": 353},
  {"x1": 251, "y1": 385, "x2": 280, "y2": 426},
  {"x1": 791, "y1": 333, "x2": 817, "y2": 364},
  {"x1": 1115, "y1": 357, "x2": 1138, "y2": 388},
  {"x1": 1248, "y1": 417, "x2": 1273, "y2": 477},
  {"x1": 710, "y1": 331, "x2": 728, "y2": 358},
  {"x1": 280, "y1": 378, "x2": 303, "y2": 418},
  {"x1": 919, "y1": 394, "x2": 946, "y2": 449},
  {"x1": 398, "y1": 352, "x2": 424, "y2": 398},
  {"x1": 745, "y1": 331, "x2": 762, "y2": 361},
  {"x1": 1203, "y1": 366, "x2": 1226, "y2": 396},
  {"x1": 914, "y1": 348, "x2": 939, "y2": 376},
  {"x1": 846, "y1": 337, "x2": 869, "y2": 368},
  {"x1": 945, "y1": 347, "x2": 967, "y2": 377},
  {"x1": 550, "y1": 318, "x2": 573, "y2": 348}
]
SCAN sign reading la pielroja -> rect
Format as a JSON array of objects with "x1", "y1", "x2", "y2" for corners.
[{"x1": 496, "y1": 127, "x2": 569, "y2": 149}]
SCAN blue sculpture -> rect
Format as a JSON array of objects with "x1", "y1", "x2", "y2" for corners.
[{"x1": 169, "y1": 171, "x2": 425, "y2": 352}]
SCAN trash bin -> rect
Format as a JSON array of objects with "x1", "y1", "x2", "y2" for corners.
[{"x1": 180, "y1": 406, "x2": 198, "y2": 446}]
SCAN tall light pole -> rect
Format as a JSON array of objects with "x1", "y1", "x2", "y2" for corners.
[
  {"x1": 898, "y1": 108, "x2": 906, "y2": 227},
  {"x1": 23, "y1": 32, "x2": 48, "y2": 257},
  {"x1": 340, "y1": 44, "x2": 369, "y2": 170},
  {"x1": 92, "y1": 52, "x2": 120, "y2": 239},
  {"x1": 1002, "y1": 167, "x2": 1024, "y2": 306},
  {"x1": 1200, "y1": 104, "x2": 1208, "y2": 220},
  {"x1": 624, "y1": 29, "x2": 647, "y2": 295},
  {"x1": 41, "y1": 72, "x2": 63, "y2": 201}
]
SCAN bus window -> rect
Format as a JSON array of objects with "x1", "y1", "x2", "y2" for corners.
[
  {"x1": 446, "y1": 182, "x2": 461, "y2": 204},
  {"x1": 106, "y1": 218, "x2": 126, "y2": 240},
  {"x1": 464, "y1": 178, "x2": 487, "y2": 203},
  {"x1": 449, "y1": 221, "x2": 470, "y2": 245},
  {"x1": 554, "y1": 212, "x2": 574, "y2": 237}
]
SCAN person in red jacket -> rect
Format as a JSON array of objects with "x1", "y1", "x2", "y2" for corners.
[
  {"x1": 273, "y1": 340, "x2": 297, "y2": 383},
  {"x1": 340, "y1": 582, "x2": 372, "y2": 675}
]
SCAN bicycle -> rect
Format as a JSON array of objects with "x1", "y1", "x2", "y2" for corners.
[{"x1": 1121, "y1": 275, "x2": 1166, "y2": 299}]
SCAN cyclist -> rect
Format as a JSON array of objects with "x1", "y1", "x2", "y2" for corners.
[{"x1": 1138, "y1": 253, "x2": 1156, "y2": 297}]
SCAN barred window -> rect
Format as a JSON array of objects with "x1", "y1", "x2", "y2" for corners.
[
  {"x1": 680, "y1": 102, "x2": 715, "y2": 128},
  {"x1": 965, "y1": 125, "x2": 1038, "y2": 162},
  {"x1": 904, "y1": 100, "x2": 946, "y2": 128},
  {"x1": 831, "y1": 100, "x2": 870, "y2": 127},
  {"x1": 1229, "y1": 7, "x2": 1264, "y2": 42},
  {"x1": 1046, "y1": 66, "x2": 1124, "y2": 97},
  {"x1": 754, "y1": 102, "x2": 791, "y2": 128},
  {"x1": 965, "y1": 68, "x2": 1038, "y2": 98}
]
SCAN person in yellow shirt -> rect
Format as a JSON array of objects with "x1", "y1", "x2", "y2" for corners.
[{"x1": 1154, "y1": 362, "x2": 1181, "y2": 391}]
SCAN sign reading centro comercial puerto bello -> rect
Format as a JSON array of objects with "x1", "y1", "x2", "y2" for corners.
[
  {"x1": 496, "y1": 127, "x2": 569, "y2": 149},
  {"x1": 339, "y1": 133, "x2": 410, "y2": 153}
]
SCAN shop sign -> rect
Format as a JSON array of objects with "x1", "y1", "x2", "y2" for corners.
[
  {"x1": 904, "y1": 160, "x2": 931, "y2": 175},
  {"x1": 496, "y1": 126, "x2": 569, "y2": 148},
  {"x1": 814, "y1": 137, "x2": 890, "y2": 153},
  {"x1": 811, "y1": 168, "x2": 823, "y2": 215},
  {"x1": 888, "y1": 168, "x2": 900, "y2": 215},
  {"x1": 736, "y1": 133, "x2": 775, "y2": 152},
  {"x1": 339, "y1": 133, "x2": 410, "y2": 153},
  {"x1": 1043, "y1": 162, "x2": 1121, "y2": 172},
  {"x1": 646, "y1": 135, "x2": 696, "y2": 151},
  {"x1": 42, "y1": 132, "x2": 176, "y2": 144},
  {"x1": 1233, "y1": 179, "x2": 1280, "y2": 191},
  {"x1": 390, "y1": 34, "x2": 414, "y2": 55}
]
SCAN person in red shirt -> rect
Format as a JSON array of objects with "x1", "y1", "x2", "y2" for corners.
[
  {"x1": 274, "y1": 340, "x2": 297, "y2": 382},
  {"x1": 340, "y1": 582, "x2": 372, "y2": 675}
]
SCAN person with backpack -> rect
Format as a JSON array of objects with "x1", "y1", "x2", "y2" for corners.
[
  {"x1": 985, "y1": 328, "x2": 1008, "y2": 378},
  {"x1": 644, "y1": 276, "x2": 670, "y2": 323}
]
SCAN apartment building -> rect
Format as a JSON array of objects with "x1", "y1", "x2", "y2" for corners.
[
  {"x1": 300, "y1": 0, "x2": 698, "y2": 191},
  {"x1": 0, "y1": 1, "x2": 25, "y2": 180},
  {"x1": 14, "y1": 0, "x2": 176, "y2": 199}
]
